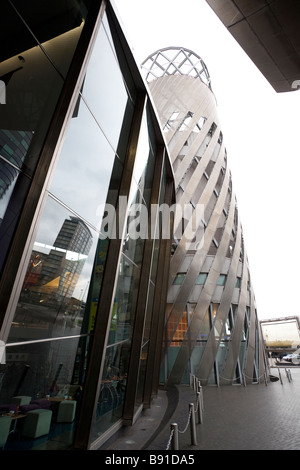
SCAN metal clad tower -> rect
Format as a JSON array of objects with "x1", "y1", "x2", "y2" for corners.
[{"x1": 142, "y1": 48, "x2": 265, "y2": 386}]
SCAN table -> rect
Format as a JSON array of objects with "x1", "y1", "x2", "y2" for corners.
[{"x1": 7, "y1": 413, "x2": 26, "y2": 436}]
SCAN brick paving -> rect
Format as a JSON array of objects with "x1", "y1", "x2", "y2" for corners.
[
  {"x1": 147, "y1": 367, "x2": 300, "y2": 451},
  {"x1": 104, "y1": 367, "x2": 300, "y2": 451}
]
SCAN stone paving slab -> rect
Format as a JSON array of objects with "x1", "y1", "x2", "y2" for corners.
[
  {"x1": 103, "y1": 367, "x2": 300, "y2": 451},
  {"x1": 147, "y1": 367, "x2": 300, "y2": 451}
]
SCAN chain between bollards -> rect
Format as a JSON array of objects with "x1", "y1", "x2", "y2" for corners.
[{"x1": 166, "y1": 375, "x2": 205, "y2": 450}]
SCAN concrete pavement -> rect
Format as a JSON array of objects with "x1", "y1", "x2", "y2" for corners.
[{"x1": 102, "y1": 366, "x2": 300, "y2": 451}]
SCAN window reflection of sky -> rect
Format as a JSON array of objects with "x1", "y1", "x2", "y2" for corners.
[
  {"x1": 49, "y1": 18, "x2": 130, "y2": 230},
  {"x1": 77, "y1": 20, "x2": 131, "y2": 152},
  {"x1": 48, "y1": 98, "x2": 117, "y2": 229}
]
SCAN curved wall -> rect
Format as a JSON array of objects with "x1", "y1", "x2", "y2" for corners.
[{"x1": 143, "y1": 49, "x2": 266, "y2": 386}]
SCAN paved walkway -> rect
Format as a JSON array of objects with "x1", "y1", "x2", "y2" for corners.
[{"x1": 103, "y1": 366, "x2": 300, "y2": 451}]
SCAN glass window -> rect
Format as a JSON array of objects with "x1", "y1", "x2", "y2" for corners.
[
  {"x1": 48, "y1": 97, "x2": 122, "y2": 230},
  {"x1": 3, "y1": 1, "x2": 89, "y2": 79},
  {"x1": 0, "y1": 1, "x2": 88, "y2": 274},
  {"x1": 0, "y1": 336, "x2": 83, "y2": 449},
  {"x1": 7, "y1": 196, "x2": 98, "y2": 344},
  {"x1": 135, "y1": 341, "x2": 149, "y2": 406},
  {"x1": 91, "y1": 341, "x2": 128, "y2": 441},
  {"x1": 217, "y1": 274, "x2": 227, "y2": 286},
  {"x1": 131, "y1": 103, "x2": 156, "y2": 209},
  {"x1": 92, "y1": 100, "x2": 161, "y2": 434},
  {"x1": 195, "y1": 273, "x2": 207, "y2": 285},
  {"x1": 79, "y1": 14, "x2": 135, "y2": 155},
  {"x1": 92, "y1": 252, "x2": 141, "y2": 438},
  {"x1": 173, "y1": 273, "x2": 186, "y2": 285}
]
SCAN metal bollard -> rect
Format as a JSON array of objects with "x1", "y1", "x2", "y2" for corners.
[
  {"x1": 197, "y1": 391, "x2": 203, "y2": 424},
  {"x1": 189, "y1": 403, "x2": 197, "y2": 446},
  {"x1": 171, "y1": 423, "x2": 179, "y2": 450},
  {"x1": 242, "y1": 373, "x2": 247, "y2": 387},
  {"x1": 198, "y1": 383, "x2": 204, "y2": 412},
  {"x1": 195, "y1": 378, "x2": 200, "y2": 399},
  {"x1": 285, "y1": 368, "x2": 291, "y2": 382}
]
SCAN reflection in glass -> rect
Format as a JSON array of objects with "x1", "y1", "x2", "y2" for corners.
[
  {"x1": 79, "y1": 14, "x2": 134, "y2": 155},
  {"x1": 49, "y1": 97, "x2": 121, "y2": 230},
  {"x1": 8, "y1": 196, "x2": 98, "y2": 343},
  {"x1": 0, "y1": 1, "x2": 86, "y2": 274},
  {"x1": 135, "y1": 281, "x2": 155, "y2": 408},
  {"x1": 107, "y1": 255, "x2": 140, "y2": 347},
  {"x1": 131, "y1": 104, "x2": 156, "y2": 209},
  {"x1": 135, "y1": 342, "x2": 149, "y2": 407},
  {"x1": 190, "y1": 309, "x2": 210, "y2": 375},
  {"x1": 92, "y1": 342, "x2": 129, "y2": 440},
  {"x1": 4, "y1": 0, "x2": 88, "y2": 80},
  {"x1": 122, "y1": 104, "x2": 157, "y2": 271},
  {"x1": 92, "y1": 252, "x2": 140, "y2": 438}
]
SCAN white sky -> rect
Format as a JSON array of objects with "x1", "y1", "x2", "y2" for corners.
[{"x1": 114, "y1": 0, "x2": 300, "y2": 321}]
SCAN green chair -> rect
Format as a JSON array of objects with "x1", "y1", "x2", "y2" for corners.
[
  {"x1": 0, "y1": 416, "x2": 12, "y2": 449},
  {"x1": 11, "y1": 396, "x2": 31, "y2": 406},
  {"x1": 57, "y1": 400, "x2": 77, "y2": 423},
  {"x1": 22, "y1": 409, "x2": 52, "y2": 438}
]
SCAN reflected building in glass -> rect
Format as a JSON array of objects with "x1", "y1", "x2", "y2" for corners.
[
  {"x1": 142, "y1": 48, "x2": 266, "y2": 387},
  {"x1": 0, "y1": 0, "x2": 174, "y2": 450},
  {"x1": 24, "y1": 216, "x2": 92, "y2": 300}
]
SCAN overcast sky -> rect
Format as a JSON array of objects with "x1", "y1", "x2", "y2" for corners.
[{"x1": 114, "y1": 0, "x2": 300, "y2": 321}]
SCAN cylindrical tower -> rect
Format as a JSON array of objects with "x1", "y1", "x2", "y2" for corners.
[{"x1": 142, "y1": 47, "x2": 265, "y2": 386}]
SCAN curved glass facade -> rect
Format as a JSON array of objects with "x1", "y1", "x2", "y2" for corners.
[{"x1": 0, "y1": 2, "x2": 174, "y2": 450}]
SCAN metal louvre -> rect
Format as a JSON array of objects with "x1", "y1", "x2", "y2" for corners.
[
  {"x1": 144, "y1": 48, "x2": 265, "y2": 386},
  {"x1": 142, "y1": 47, "x2": 211, "y2": 88}
]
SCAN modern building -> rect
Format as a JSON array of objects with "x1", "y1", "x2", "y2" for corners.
[
  {"x1": 205, "y1": 0, "x2": 300, "y2": 93},
  {"x1": 0, "y1": 0, "x2": 267, "y2": 452},
  {"x1": 0, "y1": 0, "x2": 175, "y2": 450},
  {"x1": 141, "y1": 48, "x2": 266, "y2": 387}
]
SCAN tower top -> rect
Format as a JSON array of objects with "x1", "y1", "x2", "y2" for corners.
[{"x1": 141, "y1": 47, "x2": 211, "y2": 88}]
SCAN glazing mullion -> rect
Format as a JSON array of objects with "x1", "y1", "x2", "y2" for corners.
[{"x1": 144, "y1": 172, "x2": 175, "y2": 404}]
